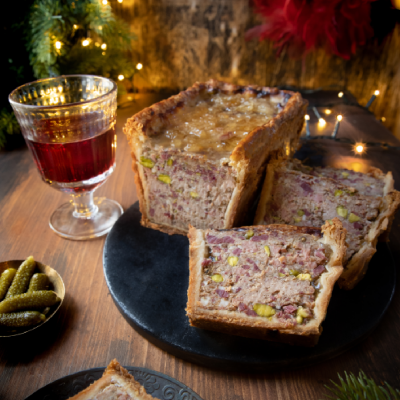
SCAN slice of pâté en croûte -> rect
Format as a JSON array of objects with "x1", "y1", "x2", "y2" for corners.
[
  {"x1": 68, "y1": 359, "x2": 155, "y2": 400},
  {"x1": 124, "y1": 80, "x2": 307, "y2": 235},
  {"x1": 254, "y1": 159, "x2": 400, "y2": 289},
  {"x1": 187, "y1": 219, "x2": 346, "y2": 346},
  {"x1": 286, "y1": 158, "x2": 394, "y2": 197}
]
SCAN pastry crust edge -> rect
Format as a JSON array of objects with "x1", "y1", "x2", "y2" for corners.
[{"x1": 68, "y1": 359, "x2": 155, "y2": 400}]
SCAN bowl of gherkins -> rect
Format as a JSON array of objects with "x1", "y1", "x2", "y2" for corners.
[{"x1": 0, "y1": 256, "x2": 65, "y2": 337}]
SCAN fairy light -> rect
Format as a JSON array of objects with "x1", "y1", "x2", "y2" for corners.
[
  {"x1": 366, "y1": 90, "x2": 379, "y2": 109},
  {"x1": 55, "y1": 41, "x2": 62, "y2": 49},
  {"x1": 99, "y1": 26, "x2": 103, "y2": 30},
  {"x1": 136, "y1": 63, "x2": 143, "y2": 70},
  {"x1": 101, "y1": 43, "x2": 107, "y2": 50},
  {"x1": 102, "y1": 52, "x2": 106, "y2": 56},
  {"x1": 118, "y1": 75, "x2": 124, "y2": 81},
  {"x1": 338, "y1": 92, "x2": 344, "y2": 98},
  {"x1": 82, "y1": 39, "x2": 90, "y2": 47},
  {"x1": 118, "y1": 0, "x2": 123, "y2": 2},
  {"x1": 325, "y1": 109, "x2": 331, "y2": 115},
  {"x1": 354, "y1": 143, "x2": 365, "y2": 155},
  {"x1": 102, "y1": 0, "x2": 107, "y2": 4},
  {"x1": 318, "y1": 118, "x2": 326, "y2": 127},
  {"x1": 73, "y1": 24, "x2": 78, "y2": 29},
  {"x1": 95, "y1": 42, "x2": 100, "y2": 47},
  {"x1": 332, "y1": 115, "x2": 342, "y2": 138},
  {"x1": 381, "y1": 117, "x2": 386, "y2": 122},
  {"x1": 304, "y1": 114, "x2": 310, "y2": 137}
]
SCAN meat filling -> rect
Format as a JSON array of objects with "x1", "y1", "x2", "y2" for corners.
[
  {"x1": 263, "y1": 171, "x2": 381, "y2": 262},
  {"x1": 199, "y1": 227, "x2": 329, "y2": 328},
  {"x1": 288, "y1": 160, "x2": 385, "y2": 197},
  {"x1": 89, "y1": 383, "x2": 132, "y2": 400},
  {"x1": 141, "y1": 148, "x2": 237, "y2": 230}
]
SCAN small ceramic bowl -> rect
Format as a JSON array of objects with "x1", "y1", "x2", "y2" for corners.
[{"x1": 0, "y1": 259, "x2": 65, "y2": 337}]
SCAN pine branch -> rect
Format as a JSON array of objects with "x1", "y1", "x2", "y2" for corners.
[
  {"x1": 0, "y1": 109, "x2": 20, "y2": 149},
  {"x1": 27, "y1": 0, "x2": 136, "y2": 80},
  {"x1": 324, "y1": 371, "x2": 400, "y2": 400}
]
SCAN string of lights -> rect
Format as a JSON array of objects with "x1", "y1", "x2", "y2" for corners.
[{"x1": 296, "y1": 87, "x2": 400, "y2": 154}]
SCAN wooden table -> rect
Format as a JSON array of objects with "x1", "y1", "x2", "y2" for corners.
[{"x1": 1, "y1": 93, "x2": 400, "y2": 400}]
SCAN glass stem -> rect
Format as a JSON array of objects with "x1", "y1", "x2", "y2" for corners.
[{"x1": 72, "y1": 191, "x2": 98, "y2": 219}]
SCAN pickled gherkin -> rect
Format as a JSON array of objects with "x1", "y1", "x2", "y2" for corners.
[
  {"x1": 0, "y1": 268, "x2": 17, "y2": 301},
  {"x1": 0, "y1": 311, "x2": 45, "y2": 327},
  {"x1": 28, "y1": 273, "x2": 50, "y2": 293},
  {"x1": 5, "y1": 256, "x2": 36, "y2": 298},
  {"x1": 0, "y1": 290, "x2": 60, "y2": 314}
]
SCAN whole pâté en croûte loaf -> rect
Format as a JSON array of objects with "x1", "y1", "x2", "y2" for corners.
[
  {"x1": 187, "y1": 219, "x2": 346, "y2": 346},
  {"x1": 254, "y1": 159, "x2": 400, "y2": 290},
  {"x1": 68, "y1": 359, "x2": 155, "y2": 400},
  {"x1": 123, "y1": 80, "x2": 308, "y2": 235}
]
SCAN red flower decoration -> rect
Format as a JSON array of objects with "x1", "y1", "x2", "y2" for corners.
[{"x1": 246, "y1": 0, "x2": 376, "y2": 59}]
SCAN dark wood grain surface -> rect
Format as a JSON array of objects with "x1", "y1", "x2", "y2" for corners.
[{"x1": 1, "y1": 93, "x2": 400, "y2": 400}]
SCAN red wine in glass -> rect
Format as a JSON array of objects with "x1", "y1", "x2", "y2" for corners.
[
  {"x1": 26, "y1": 126, "x2": 116, "y2": 194},
  {"x1": 9, "y1": 74, "x2": 122, "y2": 240}
]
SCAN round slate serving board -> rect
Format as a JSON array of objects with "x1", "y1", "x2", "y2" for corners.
[
  {"x1": 25, "y1": 366, "x2": 203, "y2": 400},
  {"x1": 103, "y1": 202, "x2": 396, "y2": 372}
]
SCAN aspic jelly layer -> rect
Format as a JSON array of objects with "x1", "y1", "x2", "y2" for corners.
[{"x1": 150, "y1": 91, "x2": 289, "y2": 154}]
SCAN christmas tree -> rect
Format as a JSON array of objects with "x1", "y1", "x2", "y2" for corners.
[{"x1": 1, "y1": 0, "x2": 136, "y2": 149}]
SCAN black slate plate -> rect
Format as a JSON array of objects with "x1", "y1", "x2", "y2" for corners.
[
  {"x1": 25, "y1": 366, "x2": 203, "y2": 400},
  {"x1": 103, "y1": 202, "x2": 396, "y2": 372}
]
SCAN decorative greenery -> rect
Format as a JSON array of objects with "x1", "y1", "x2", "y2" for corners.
[
  {"x1": 27, "y1": 0, "x2": 136, "y2": 80},
  {"x1": 324, "y1": 371, "x2": 400, "y2": 400},
  {"x1": 0, "y1": 109, "x2": 20, "y2": 149}
]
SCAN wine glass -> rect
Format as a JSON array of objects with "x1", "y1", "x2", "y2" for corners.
[{"x1": 9, "y1": 75, "x2": 123, "y2": 240}]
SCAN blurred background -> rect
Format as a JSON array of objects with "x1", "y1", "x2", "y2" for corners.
[{"x1": 2, "y1": 0, "x2": 400, "y2": 148}]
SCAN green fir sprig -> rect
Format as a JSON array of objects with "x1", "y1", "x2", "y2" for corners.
[
  {"x1": 27, "y1": 0, "x2": 136, "y2": 80},
  {"x1": 0, "y1": 109, "x2": 20, "y2": 149},
  {"x1": 324, "y1": 371, "x2": 400, "y2": 400}
]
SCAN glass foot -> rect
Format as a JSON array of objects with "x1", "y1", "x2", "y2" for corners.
[{"x1": 50, "y1": 197, "x2": 123, "y2": 240}]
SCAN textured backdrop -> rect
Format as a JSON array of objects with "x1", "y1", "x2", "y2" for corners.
[{"x1": 114, "y1": 0, "x2": 400, "y2": 139}]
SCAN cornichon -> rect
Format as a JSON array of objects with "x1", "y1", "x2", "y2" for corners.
[
  {"x1": 28, "y1": 273, "x2": 50, "y2": 293},
  {"x1": 264, "y1": 245, "x2": 271, "y2": 256},
  {"x1": 0, "y1": 311, "x2": 46, "y2": 327},
  {"x1": 0, "y1": 268, "x2": 17, "y2": 301},
  {"x1": 0, "y1": 291, "x2": 60, "y2": 314},
  {"x1": 5, "y1": 256, "x2": 36, "y2": 299}
]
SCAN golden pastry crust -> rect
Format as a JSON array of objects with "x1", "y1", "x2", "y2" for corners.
[
  {"x1": 124, "y1": 80, "x2": 308, "y2": 236},
  {"x1": 186, "y1": 220, "x2": 346, "y2": 346},
  {"x1": 68, "y1": 359, "x2": 155, "y2": 400},
  {"x1": 254, "y1": 159, "x2": 400, "y2": 290}
]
